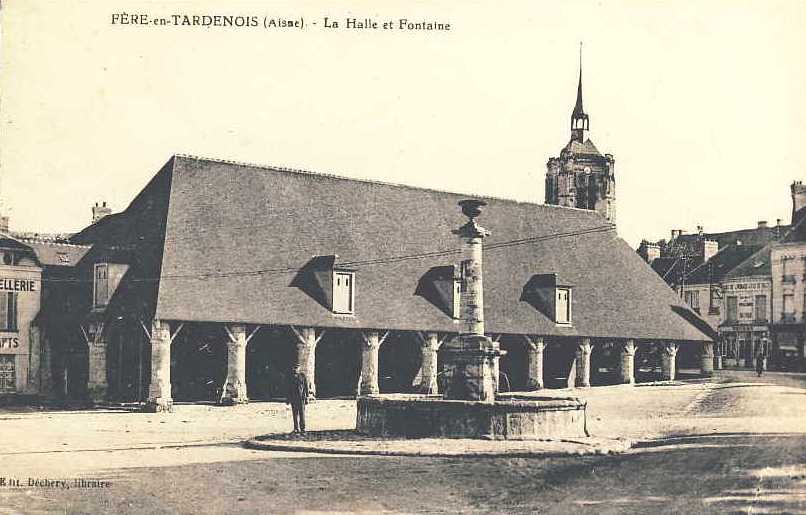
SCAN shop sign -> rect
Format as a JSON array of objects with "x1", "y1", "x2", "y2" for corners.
[
  {"x1": 0, "y1": 333, "x2": 24, "y2": 354},
  {"x1": 0, "y1": 278, "x2": 37, "y2": 292}
]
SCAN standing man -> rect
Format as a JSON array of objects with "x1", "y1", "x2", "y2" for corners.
[{"x1": 287, "y1": 365, "x2": 308, "y2": 434}]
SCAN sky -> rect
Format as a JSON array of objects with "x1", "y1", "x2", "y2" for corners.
[{"x1": 1, "y1": 0, "x2": 804, "y2": 248}]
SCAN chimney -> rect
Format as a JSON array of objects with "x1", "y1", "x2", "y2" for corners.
[
  {"x1": 670, "y1": 229, "x2": 679, "y2": 240},
  {"x1": 91, "y1": 201, "x2": 112, "y2": 224},
  {"x1": 697, "y1": 239, "x2": 719, "y2": 261},
  {"x1": 757, "y1": 220, "x2": 768, "y2": 229},
  {"x1": 697, "y1": 225, "x2": 704, "y2": 235},
  {"x1": 638, "y1": 240, "x2": 661, "y2": 264},
  {"x1": 792, "y1": 181, "x2": 806, "y2": 225},
  {"x1": 0, "y1": 214, "x2": 8, "y2": 234}
]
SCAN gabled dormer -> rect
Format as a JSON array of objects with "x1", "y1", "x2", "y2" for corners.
[
  {"x1": 521, "y1": 273, "x2": 574, "y2": 325},
  {"x1": 416, "y1": 265, "x2": 462, "y2": 319},
  {"x1": 292, "y1": 255, "x2": 356, "y2": 315}
]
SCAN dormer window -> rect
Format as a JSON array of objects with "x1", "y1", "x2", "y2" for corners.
[
  {"x1": 94, "y1": 263, "x2": 109, "y2": 308},
  {"x1": 332, "y1": 271, "x2": 355, "y2": 314},
  {"x1": 521, "y1": 273, "x2": 574, "y2": 326},
  {"x1": 556, "y1": 287, "x2": 571, "y2": 324}
]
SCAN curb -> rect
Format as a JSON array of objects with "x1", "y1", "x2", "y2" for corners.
[{"x1": 243, "y1": 435, "x2": 632, "y2": 458}]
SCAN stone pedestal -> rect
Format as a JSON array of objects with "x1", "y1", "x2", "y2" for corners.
[
  {"x1": 575, "y1": 339, "x2": 592, "y2": 388},
  {"x1": 359, "y1": 331, "x2": 382, "y2": 395},
  {"x1": 86, "y1": 322, "x2": 108, "y2": 402},
  {"x1": 714, "y1": 354, "x2": 723, "y2": 370},
  {"x1": 661, "y1": 342, "x2": 679, "y2": 381},
  {"x1": 524, "y1": 336, "x2": 545, "y2": 390},
  {"x1": 440, "y1": 335, "x2": 502, "y2": 402},
  {"x1": 417, "y1": 332, "x2": 441, "y2": 394},
  {"x1": 619, "y1": 339, "x2": 636, "y2": 384},
  {"x1": 145, "y1": 320, "x2": 172, "y2": 412},
  {"x1": 221, "y1": 324, "x2": 248, "y2": 405},
  {"x1": 700, "y1": 342, "x2": 714, "y2": 376}
]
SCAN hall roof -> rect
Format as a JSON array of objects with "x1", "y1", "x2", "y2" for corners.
[{"x1": 75, "y1": 155, "x2": 712, "y2": 343}]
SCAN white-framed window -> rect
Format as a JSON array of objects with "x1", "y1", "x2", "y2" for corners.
[
  {"x1": 94, "y1": 263, "x2": 109, "y2": 308},
  {"x1": 555, "y1": 288, "x2": 571, "y2": 324},
  {"x1": 0, "y1": 292, "x2": 18, "y2": 332},
  {"x1": 332, "y1": 271, "x2": 355, "y2": 314},
  {"x1": 452, "y1": 279, "x2": 462, "y2": 319},
  {"x1": 783, "y1": 294, "x2": 795, "y2": 321}
]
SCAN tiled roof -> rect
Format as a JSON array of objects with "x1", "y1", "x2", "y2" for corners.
[
  {"x1": 684, "y1": 244, "x2": 763, "y2": 285},
  {"x1": 563, "y1": 139, "x2": 602, "y2": 157},
  {"x1": 73, "y1": 155, "x2": 712, "y2": 342},
  {"x1": 18, "y1": 239, "x2": 91, "y2": 267}
]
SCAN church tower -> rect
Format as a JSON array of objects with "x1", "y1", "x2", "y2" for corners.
[{"x1": 545, "y1": 47, "x2": 616, "y2": 225}]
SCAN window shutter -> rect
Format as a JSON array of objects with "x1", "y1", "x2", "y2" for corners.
[
  {"x1": 8, "y1": 293, "x2": 17, "y2": 332},
  {"x1": 0, "y1": 293, "x2": 7, "y2": 331}
]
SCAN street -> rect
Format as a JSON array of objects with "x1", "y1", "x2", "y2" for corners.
[{"x1": 0, "y1": 370, "x2": 804, "y2": 514}]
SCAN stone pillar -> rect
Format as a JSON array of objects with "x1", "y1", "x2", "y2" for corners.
[
  {"x1": 661, "y1": 342, "x2": 679, "y2": 381},
  {"x1": 359, "y1": 331, "x2": 382, "y2": 395},
  {"x1": 86, "y1": 322, "x2": 108, "y2": 402},
  {"x1": 293, "y1": 327, "x2": 319, "y2": 398},
  {"x1": 619, "y1": 339, "x2": 636, "y2": 385},
  {"x1": 417, "y1": 332, "x2": 441, "y2": 394},
  {"x1": 524, "y1": 336, "x2": 545, "y2": 390},
  {"x1": 700, "y1": 341, "x2": 714, "y2": 376},
  {"x1": 145, "y1": 319, "x2": 172, "y2": 412},
  {"x1": 575, "y1": 338, "x2": 592, "y2": 388},
  {"x1": 221, "y1": 324, "x2": 248, "y2": 404}
]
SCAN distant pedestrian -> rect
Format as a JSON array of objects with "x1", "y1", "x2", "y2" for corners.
[
  {"x1": 756, "y1": 355, "x2": 764, "y2": 377},
  {"x1": 287, "y1": 365, "x2": 308, "y2": 434}
]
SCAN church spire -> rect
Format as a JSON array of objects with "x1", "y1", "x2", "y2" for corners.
[{"x1": 571, "y1": 42, "x2": 589, "y2": 143}]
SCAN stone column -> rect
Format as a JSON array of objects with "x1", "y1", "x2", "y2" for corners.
[
  {"x1": 417, "y1": 332, "x2": 441, "y2": 394},
  {"x1": 146, "y1": 319, "x2": 172, "y2": 412},
  {"x1": 293, "y1": 327, "x2": 319, "y2": 398},
  {"x1": 358, "y1": 331, "x2": 382, "y2": 395},
  {"x1": 575, "y1": 338, "x2": 592, "y2": 388},
  {"x1": 221, "y1": 324, "x2": 248, "y2": 404},
  {"x1": 700, "y1": 341, "x2": 714, "y2": 377},
  {"x1": 661, "y1": 342, "x2": 679, "y2": 381},
  {"x1": 619, "y1": 339, "x2": 636, "y2": 385},
  {"x1": 86, "y1": 322, "x2": 108, "y2": 402},
  {"x1": 524, "y1": 336, "x2": 545, "y2": 390}
]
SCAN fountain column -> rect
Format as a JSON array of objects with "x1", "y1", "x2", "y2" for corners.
[{"x1": 439, "y1": 200, "x2": 504, "y2": 403}]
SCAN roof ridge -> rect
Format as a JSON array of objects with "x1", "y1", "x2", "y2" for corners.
[
  {"x1": 16, "y1": 237, "x2": 92, "y2": 249},
  {"x1": 172, "y1": 153, "x2": 607, "y2": 217}
]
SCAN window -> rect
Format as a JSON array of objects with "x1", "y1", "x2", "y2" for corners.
[
  {"x1": 0, "y1": 356, "x2": 15, "y2": 393},
  {"x1": 94, "y1": 263, "x2": 109, "y2": 308},
  {"x1": 783, "y1": 294, "x2": 795, "y2": 322},
  {"x1": 452, "y1": 279, "x2": 462, "y2": 319},
  {"x1": 782, "y1": 257, "x2": 796, "y2": 283},
  {"x1": 555, "y1": 288, "x2": 571, "y2": 324},
  {"x1": 754, "y1": 295, "x2": 767, "y2": 322},
  {"x1": 726, "y1": 296, "x2": 738, "y2": 322},
  {"x1": 0, "y1": 292, "x2": 18, "y2": 332},
  {"x1": 332, "y1": 271, "x2": 354, "y2": 314},
  {"x1": 684, "y1": 290, "x2": 700, "y2": 312}
]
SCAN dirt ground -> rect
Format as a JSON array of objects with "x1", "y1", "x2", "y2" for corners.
[{"x1": 0, "y1": 370, "x2": 804, "y2": 514}]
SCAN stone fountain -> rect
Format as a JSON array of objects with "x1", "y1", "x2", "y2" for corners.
[{"x1": 356, "y1": 200, "x2": 587, "y2": 439}]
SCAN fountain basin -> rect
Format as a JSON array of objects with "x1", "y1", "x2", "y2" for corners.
[{"x1": 356, "y1": 394, "x2": 587, "y2": 440}]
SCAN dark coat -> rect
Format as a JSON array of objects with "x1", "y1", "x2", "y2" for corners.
[{"x1": 287, "y1": 372, "x2": 308, "y2": 406}]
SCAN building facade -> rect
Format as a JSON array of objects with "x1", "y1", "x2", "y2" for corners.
[
  {"x1": 47, "y1": 155, "x2": 712, "y2": 409},
  {"x1": 769, "y1": 181, "x2": 806, "y2": 371},
  {"x1": 545, "y1": 62, "x2": 616, "y2": 224}
]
